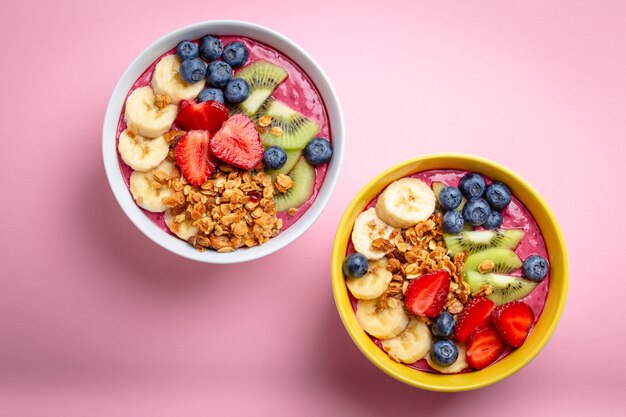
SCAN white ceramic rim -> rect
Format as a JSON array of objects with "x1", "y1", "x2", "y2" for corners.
[{"x1": 102, "y1": 20, "x2": 344, "y2": 264}]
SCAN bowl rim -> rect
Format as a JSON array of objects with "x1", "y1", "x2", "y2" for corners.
[
  {"x1": 102, "y1": 20, "x2": 344, "y2": 264},
  {"x1": 331, "y1": 153, "x2": 568, "y2": 391}
]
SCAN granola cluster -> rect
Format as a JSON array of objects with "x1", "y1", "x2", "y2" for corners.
[{"x1": 372, "y1": 212, "x2": 470, "y2": 319}]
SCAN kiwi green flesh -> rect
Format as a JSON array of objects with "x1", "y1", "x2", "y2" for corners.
[
  {"x1": 256, "y1": 98, "x2": 320, "y2": 150},
  {"x1": 464, "y1": 271, "x2": 537, "y2": 305},
  {"x1": 274, "y1": 158, "x2": 316, "y2": 212},
  {"x1": 432, "y1": 181, "x2": 466, "y2": 213},
  {"x1": 464, "y1": 248, "x2": 523, "y2": 274},
  {"x1": 231, "y1": 60, "x2": 288, "y2": 116},
  {"x1": 443, "y1": 229, "x2": 525, "y2": 256},
  {"x1": 267, "y1": 150, "x2": 302, "y2": 179}
]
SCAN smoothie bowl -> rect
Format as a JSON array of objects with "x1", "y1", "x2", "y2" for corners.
[
  {"x1": 103, "y1": 21, "x2": 343, "y2": 263},
  {"x1": 331, "y1": 154, "x2": 567, "y2": 391}
]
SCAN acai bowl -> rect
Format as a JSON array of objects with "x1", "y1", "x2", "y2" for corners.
[
  {"x1": 103, "y1": 21, "x2": 344, "y2": 263},
  {"x1": 331, "y1": 154, "x2": 568, "y2": 391}
]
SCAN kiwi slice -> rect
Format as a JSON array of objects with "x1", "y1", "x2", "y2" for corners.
[
  {"x1": 231, "y1": 60, "x2": 288, "y2": 116},
  {"x1": 464, "y1": 248, "x2": 523, "y2": 274},
  {"x1": 274, "y1": 158, "x2": 316, "y2": 212},
  {"x1": 432, "y1": 181, "x2": 466, "y2": 212},
  {"x1": 266, "y1": 150, "x2": 302, "y2": 180},
  {"x1": 255, "y1": 98, "x2": 320, "y2": 149},
  {"x1": 443, "y1": 229, "x2": 525, "y2": 256},
  {"x1": 464, "y1": 271, "x2": 537, "y2": 305}
]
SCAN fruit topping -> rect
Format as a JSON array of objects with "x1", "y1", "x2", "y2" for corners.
[
  {"x1": 465, "y1": 325, "x2": 505, "y2": 370},
  {"x1": 375, "y1": 178, "x2": 436, "y2": 229},
  {"x1": 175, "y1": 99, "x2": 229, "y2": 132},
  {"x1": 463, "y1": 197, "x2": 491, "y2": 226},
  {"x1": 231, "y1": 60, "x2": 288, "y2": 116},
  {"x1": 443, "y1": 211, "x2": 465, "y2": 234},
  {"x1": 266, "y1": 150, "x2": 302, "y2": 179},
  {"x1": 483, "y1": 210, "x2": 504, "y2": 229},
  {"x1": 198, "y1": 88, "x2": 225, "y2": 104},
  {"x1": 523, "y1": 255, "x2": 549, "y2": 281},
  {"x1": 464, "y1": 248, "x2": 523, "y2": 274},
  {"x1": 443, "y1": 229, "x2": 525, "y2": 256},
  {"x1": 490, "y1": 301, "x2": 535, "y2": 347},
  {"x1": 459, "y1": 172, "x2": 486, "y2": 199},
  {"x1": 464, "y1": 271, "x2": 537, "y2": 305},
  {"x1": 439, "y1": 186, "x2": 463, "y2": 211},
  {"x1": 431, "y1": 311, "x2": 456, "y2": 337},
  {"x1": 381, "y1": 319, "x2": 432, "y2": 364},
  {"x1": 356, "y1": 297, "x2": 409, "y2": 340},
  {"x1": 174, "y1": 130, "x2": 216, "y2": 186},
  {"x1": 179, "y1": 57, "x2": 207, "y2": 83},
  {"x1": 199, "y1": 35, "x2": 224, "y2": 61},
  {"x1": 404, "y1": 270, "x2": 451, "y2": 318},
  {"x1": 430, "y1": 339, "x2": 459, "y2": 367},
  {"x1": 263, "y1": 146, "x2": 288, "y2": 170},
  {"x1": 176, "y1": 40, "x2": 199, "y2": 61},
  {"x1": 222, "y1": 41, "x2": 249, "y2": 68},
  {"x1": 256, "y1": 98, "x2": 320, "y2": 149},
  {"x1": 454, "y1": 297, "x2": 495, "y2": 342},
  {"x1": 274, "y1": 158, "x2": 316, "y2": 212},
  {"x1": 224, "y1": 78, "x2": 250, "y2": 104},
  {"x1": 343, "y1": 253, "x2": 369, "y2": 279},
  {"x1": 152, "y1": 55, "x2": 205, "y2": 104},
  {"x1": 427, "y1": 343, "x2": 469, "y2": 373},
  {"x1": 210, "y1": 114, "x2": 263, "y2": 170},
  {"x1": 350, "y1": 208, "x2": 395, "y2": 260},
  {"x1": 303, "y1": 137, "x2": 333, "y2": 166},
  {"x1": 206, "y1": 61, "x2": 233, "y2": 88},
  {"x1": 124, "y1": 86, "x2": 177, "y2": 138},
  {"x1": 345, "y1": 258, "x2": 392, "y2": 300},
  {"x1": 485, "y1": 182, "x2": 512, "y2": 211}
]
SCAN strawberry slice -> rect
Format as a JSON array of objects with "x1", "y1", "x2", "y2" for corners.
[
  {"x1": 454, "y1": 297, "x2": 495, "y2": 343},
  {"x1": 466, "y1": 325, "x2": 505, "y2": 370},
  {"x1": 490, "y1": 301, "x2": 535, "y2": 347},
  {"x1": 404, "y1": 270, "x2": 450, "y2": 317},
  {"x1": 210, "y1": 114, "x2": 263, "y2": 170},
  {"x1": 175, "y1": 100, "x2": 229, "y2": 132},
  {"x1": 174, "y1": 130, "x2": 216, "y2": 186}
]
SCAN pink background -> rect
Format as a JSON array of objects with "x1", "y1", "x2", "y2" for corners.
[{"x1": 1, "y1": 0, "x2": 624, "y2": 415}]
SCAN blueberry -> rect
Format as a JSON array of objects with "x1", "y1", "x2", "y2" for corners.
[
  {"x1": 462, "y1": 197, "x2": 491, "y2": 226},
  {"x1": 439, "y1": 186, "x2": 462, "y2": 211},
  {"x1": 343, "y1": 253, "x2": 369, "y2": 278},
  {"x1": 442, "y1": 211, "x2": 464, "y2": 234},
  {"x1": 206, "y1": 61, "x2": 232, "y2": 88},
  {"x1": 431, "y1": 312, "x2": 455, "y2": 337},
  {"x1": 179, "y1": 58, "x2": 206, "y2": 83},
  {"x1": 198, "y1": 88, "x2": 225, "y2": 104},
  {"x1": 523, "y1": 255, "x2": 549, "y2": 281},
  {"x1": 224, "y1": 78, "x2": 250, "y2": 103},
  {"x1": 485, "y1": 182, "x2": 512, "y2": 211},
  {"x1": 459, "y1": 173, "x2": 486, "y2": 199},
  {"x1": 199, "y1": 35, "x2": 223, "y2": 61},
  {"x1": 303, "y1": 138, "x2": 333, "y2": 165},
  {"x1": 430, "y1": 339, "x2": 459, "y2": 367},
  {"x1": 263, "y1": 146, "x2": 287, "y2": 170},
  {"x1": 222, "y1": 41, "x2": 249, "y2": 68},
  {"x1": 175, "y1": 40, "x2": 199, "y2": 61},
  {"x1": 483, "y1": 211, "x2": 503, "y2": 229}
]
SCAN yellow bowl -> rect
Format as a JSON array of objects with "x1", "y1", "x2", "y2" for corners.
[{"x1": 331, "y1": 153, "x2": 568, "y2": 392}]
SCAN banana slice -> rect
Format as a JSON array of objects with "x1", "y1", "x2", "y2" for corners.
[
  {"x1": 129, "y1": 160, "x2": 177, "y2": 212},
  {"x1": 346, "y1": 258, "x2": 393, "y2": 300},
  {"x1": 375, "y1": 178, "x2": 436, "y2": 229},
  {"x1": 381, "y1": 319, "x2": 432, "y2": 364},
  {"x1": 151, "y1": 54, "x2": 205, "y2": 104},
  {"x1": 426, "y1": 344, "x2": 468, "y2": 374},
  {"x1": 351, "y1": 208, "x2": 395, "y2": 260},
  {"x1": 124, "y1": 86, "x2": 177, "y2": 138},
  {"x1": 117, "y1": 129, "x2": 170, "y2": 172},
  {"x1": 164, "y1": 210, "x2": 199, "y2": 240},
  {"x1": 356, "y1": 297, "x2": 409, "y2": 340}
]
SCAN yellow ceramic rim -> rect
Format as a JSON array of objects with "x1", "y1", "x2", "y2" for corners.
[{"x1": 331, "y1": 153, "x2": 569, "y2": 392}]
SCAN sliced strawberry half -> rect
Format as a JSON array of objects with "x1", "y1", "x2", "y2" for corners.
[
  {"x1": 175, "y1": 100, "x2": 229, "y2": 132},
  {"x1": 404, "y1": 270, "x2": 450, "y2": 317},
  {"x1": 174, "y1": 130, "x2": 216, "y2": 186},
  {"x1": 466, "y1": 325, "x2": 505, "y2": 370},
  {"x1": 490, "y1": 301, "x2": 535, "y2": 347},
  {"x1": 454, "y1": 297, "x2": 495, "y2": 343},
  {"x1": 210, "y1": 114, "x2": 263, "y2": 170}
]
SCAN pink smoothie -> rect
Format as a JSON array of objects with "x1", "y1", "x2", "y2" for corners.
[
  {"x1": 347, "y1": 169, "x2": 550, "y2": 373},
  {"x1": 115, "y1": 35, "x2": 331, "y2": 236}
]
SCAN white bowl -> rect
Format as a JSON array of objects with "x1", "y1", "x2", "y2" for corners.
[{"x1": 102, "y1": 21, "x2": 344, "y2": 264}]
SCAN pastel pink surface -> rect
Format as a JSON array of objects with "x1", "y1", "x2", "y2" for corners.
[{"x1": 1, "y1": 1, "x2": 624, "y2": 416}]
